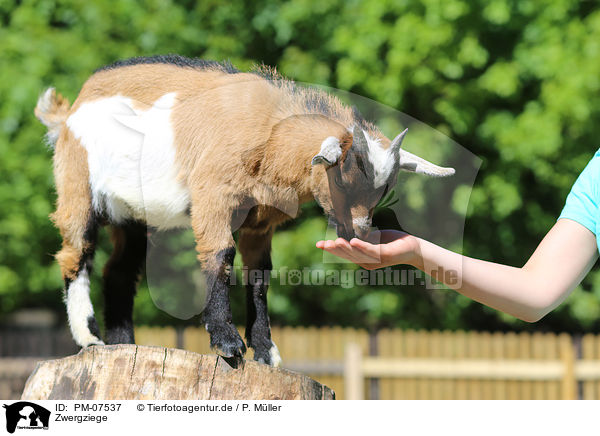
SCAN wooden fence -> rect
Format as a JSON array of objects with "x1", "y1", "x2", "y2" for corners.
[
  {"x1": 4, "y1": 327, "x2": 600, "y2": 399},
  {"x1": 133, "y1": 326, "x2": 600, "y2": 400}
]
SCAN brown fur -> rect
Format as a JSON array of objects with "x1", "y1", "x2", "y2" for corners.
[
  {"x1": 41, "y1": 62, "x2": 387, "y2": 270},
  {"x1": 72, "y1": 63, "x2": 380, "y2": 264},
  {"x1": 35, "y1": 89, "x2": 94, "y2": 281},
  {"x1": 49, "y1": 127, "x2": 94, "y2": 281}
]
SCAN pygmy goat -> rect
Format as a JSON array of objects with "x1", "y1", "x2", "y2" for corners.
[{"x1": 35, "y1": 55, "x2": 454, "y2": 366}]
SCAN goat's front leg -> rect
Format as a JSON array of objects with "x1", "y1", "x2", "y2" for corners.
[
  {"x1": 239, "y1": 229, "x2": 281, "y2": 366},
  {"x1": 191, "y1": 198, "x2": 246, "y2": 359},
  {"x1": 201, "y1": 246, "x2": 246, "y2": 358}
]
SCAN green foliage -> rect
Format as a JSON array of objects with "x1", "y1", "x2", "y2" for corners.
[{"x1": 1, "y1": 0, "x2": 600, "y2": 333}]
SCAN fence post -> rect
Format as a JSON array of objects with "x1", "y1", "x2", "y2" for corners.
[
  {"x1": 559, "y1": 333, "x2": 576, "y2": 400},
  {"x1": 344, "y1": 342, "x2": 363, "y2": 400}
]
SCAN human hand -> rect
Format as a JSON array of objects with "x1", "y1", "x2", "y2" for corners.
[{"x1": 316, "y1": 230, "x2": 421, "y2": 270}]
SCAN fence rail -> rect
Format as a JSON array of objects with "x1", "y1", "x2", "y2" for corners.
[
  {"x1": 343, "y1": 342, "x2": 583, "y2": 399},
  {"x1": 3, "y1": 326, "x2": 600, "y2": 399}
]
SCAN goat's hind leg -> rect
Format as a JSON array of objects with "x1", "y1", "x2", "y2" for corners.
[
  {"x1": 54, "y1": 210, "x2": 103, "y2": 347},
  {"x1": 102, "y1": 222, "x2": 146, "y2": 344},
  {"x1": 52, "y1": 128, "x2": 103, "y2": 347}
]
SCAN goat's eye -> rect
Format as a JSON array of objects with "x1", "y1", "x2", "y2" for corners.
[{"x1": 334, "y1": 176, "x2": 345, "y2": 190}]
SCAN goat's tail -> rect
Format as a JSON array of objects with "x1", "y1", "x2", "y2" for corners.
[{"x1": 35, "y1": 87, "x2": 70, "y2": 148}]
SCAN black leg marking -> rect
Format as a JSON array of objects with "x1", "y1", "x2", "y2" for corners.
[
  {"x1": 239, "y1": 230, "x2": 280, "y2": 366},
  {"x1": 87, "y1": 316, "x2": 102, "y2": 340},
  {"x1": 202, "y1": 246, "x2": 247, "y2": 359},
  {"x1": 245, "y1": 259, "x2": 278, "y2": 365},
  {"x1": 102, "y1": 222, "x2": 147, "y2": 345}
]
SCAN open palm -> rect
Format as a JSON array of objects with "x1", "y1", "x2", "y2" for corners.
[{"x1": 316, "y1": 230, "x2": 420, "y2": 270}]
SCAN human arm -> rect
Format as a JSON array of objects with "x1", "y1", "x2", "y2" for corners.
[{"x1": 316, "y1": 218, "x2": 598, "y2": 322}]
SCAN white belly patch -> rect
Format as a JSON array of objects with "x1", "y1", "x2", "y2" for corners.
[{"x1": 66, "y1": 93, "x2": 190, "y2": 229}]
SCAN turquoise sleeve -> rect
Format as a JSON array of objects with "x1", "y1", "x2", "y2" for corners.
[{"x1": 558, "y1": 150, "x2": 600, "y2": 236}]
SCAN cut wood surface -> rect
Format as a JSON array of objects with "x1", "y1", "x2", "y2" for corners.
[{"x1": 21, "y1": 344, "x2": 335, "y2": 400}]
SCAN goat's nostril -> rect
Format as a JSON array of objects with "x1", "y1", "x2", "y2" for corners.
[
  {"x1": 353, "y1": 227, "x2": 369, "y2": 241},
  {"x1": 358, "y1": 229, "x2": 370, "y2": 240},
  {"x1": 351, "y1": 217, "x2": 371, "y2": 240}
]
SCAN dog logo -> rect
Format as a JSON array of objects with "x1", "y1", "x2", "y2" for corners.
[{"x1": 2, "y1": 402, "x2": 50, "y2": 433}]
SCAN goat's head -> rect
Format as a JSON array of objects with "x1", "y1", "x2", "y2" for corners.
[{"x1": 311, "y1": 125, "x2": 455, "y2": 240}]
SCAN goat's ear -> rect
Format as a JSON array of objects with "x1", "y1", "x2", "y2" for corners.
[
  {"x1": 399, "y1": 149, "x2": 455, "y2": 177},
  {"x1": 351, "y1": 125, "x2": 369, "y2": 155},
  {"x1": 311, "y1": 136, "x2": 342, "y2": 166}
]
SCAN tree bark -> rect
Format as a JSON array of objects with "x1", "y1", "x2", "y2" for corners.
[{"x1": 21, "y1": 344, "x2": 335, "y2": 400}]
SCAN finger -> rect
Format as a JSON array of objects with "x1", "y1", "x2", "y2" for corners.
[
  {"x1": 334, "y1": 238, "x2": 380, "y2": 263},
  {"x1": 334, "y1": 238, "x2": 355, "y2": 255},
  {"x1": 322, "y1": 240, "x2": 354, "y2": 260},
  {"x1": 322, "y1": 239, "x2": 379, "y2": 264},
  {"x1": 340, "y1": 245, "x2": 381, "y2": 265},
  {"x1": 349, "y1": 238, "x2": 384, "y2": 260},
  {"x1": 324, "y1": 248, "x2": 356, "y2": 261},
  {"x1": 323, "y1": 240, "x2": 336, "y2": 250},
  {"x1": 316, "y1": 240, "x2": 325, "y2": 249}
]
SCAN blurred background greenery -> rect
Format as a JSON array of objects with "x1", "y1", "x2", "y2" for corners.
[{"x1": 1, "y1": 0, "x2": 600, "y2": 335}]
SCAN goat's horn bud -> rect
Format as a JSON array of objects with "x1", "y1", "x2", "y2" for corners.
[{"x1": 390, "y1": 128, "x2": 408, "y2": 152}]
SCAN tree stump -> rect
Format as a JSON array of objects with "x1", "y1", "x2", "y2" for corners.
[{"x1": 21, "y1": 344, "x2": 335, "y2": 400}]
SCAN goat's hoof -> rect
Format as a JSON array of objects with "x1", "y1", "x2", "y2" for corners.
[
  {"x1": 253, "y1": 342, "x2": 282, "y2": 367},
  {"x1": 208, "y1": 323, "x2": 247, "y2": 359},
  {"x1": 81, "y1": 339, "x2": 105, "y2": 348}
]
